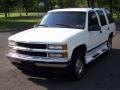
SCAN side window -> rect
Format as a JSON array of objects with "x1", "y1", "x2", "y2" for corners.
[
  {"x1": 97, "y1": 10, "x2": 107, "y2": 26},
  {"x1": 88, "y1": 11, "x2": 99, "y2": 27},
  {"x1": 105, "y1": 10, "x2": 114, "y2": 23}
]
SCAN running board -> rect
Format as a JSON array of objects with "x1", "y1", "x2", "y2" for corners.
[
  {"x1": 85, "y1": 43, "x2": 108, "y2": 64},
  {"x1": 92, "y1": 53, "x2": 100, "y2": 58}
]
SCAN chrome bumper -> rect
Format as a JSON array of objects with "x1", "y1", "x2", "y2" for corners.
[{"x1": 7, "y1": 53, "x2": 71, "y2": 68}]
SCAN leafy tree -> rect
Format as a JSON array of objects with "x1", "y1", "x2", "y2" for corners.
[
  {"x1": 23, "y1": 0, "x2": 35, "y2": 15},
  {"x1": 15, "y1": 0, "x2": 23, "y2": 16},
  {"x1": 0, "y1": 0, "x2": 120, "y2": 19}
]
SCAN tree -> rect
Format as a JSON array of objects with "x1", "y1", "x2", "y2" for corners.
[
  {"x1": 0, "y1": 0, "x2": 119, "y2": 19},
  {"x1": 0, "y1": 0, "x2": 16, "y2": 18},
  {"x1": 113, "y1": 0, "x2": 120, "y2": 19},
  {"x1": 23, "y1": 0, "x2": 35, "y2": 15},
  {"x1": 15, "y1": 0, "x2": 23, "y2": 16}
]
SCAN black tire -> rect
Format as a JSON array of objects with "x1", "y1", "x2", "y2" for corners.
[
  {"x1": 70, "y1": 50, "x2": 85, "y2": 81},
  {"x1": 106, "y1": 36, "x2": 112, "y2": 54}
]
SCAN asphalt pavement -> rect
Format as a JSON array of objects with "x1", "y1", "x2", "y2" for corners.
[{"x1": 0, "y1": 31, "x2": 120, "y2": 90}]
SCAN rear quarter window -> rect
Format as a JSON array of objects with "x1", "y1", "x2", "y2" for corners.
[{"x1": 105, "y1": 9, "x2": 114, "y2": 23}]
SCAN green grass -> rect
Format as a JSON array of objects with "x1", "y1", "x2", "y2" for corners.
[
  {"x1": 113, "y1": 14, "x2": 119, "y2": 20},
  {"x1": 0, "y1": 13, "x2": 44, "y2": 31},
  {"x1": 0, "y1": 12, "x2": 43, "y2": 18},
  {"x1": 0, "y1": 13, "x2": 4, "y2": 18}
]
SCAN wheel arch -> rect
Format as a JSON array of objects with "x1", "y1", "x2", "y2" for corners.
[
  {"x1": 71, "y1": 44, "x2": 87, "y2": 64},
  {"x1": 109, "y1": 32, "x2": 113, "y2": 38}
]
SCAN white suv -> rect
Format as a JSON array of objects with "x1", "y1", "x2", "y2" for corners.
[{"x1": 7, "y1": 8, "x2": 116, "y2": 80}]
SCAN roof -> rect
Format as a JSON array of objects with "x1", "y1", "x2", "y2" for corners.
[{"x1": 48, "y1": 8, "x2": 104, "y2": 13}]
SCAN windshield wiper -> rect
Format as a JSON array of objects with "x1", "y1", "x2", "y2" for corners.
[{"x1": 55, "y1": 24, "x2": 73, "y2": 28}]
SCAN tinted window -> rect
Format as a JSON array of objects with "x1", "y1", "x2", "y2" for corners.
[
  {"x1": 40, "y1": 12, "x2": 86, "y2": 29},
  {"x1": 105, "y1": 9, "x2": 114, "y2": 23},
  {"x1": 88, "y1": 11, "x2": 99, "y2": 27},
  {"x1": 97, "y1": 10, "x2": 107, "y2": 26}
]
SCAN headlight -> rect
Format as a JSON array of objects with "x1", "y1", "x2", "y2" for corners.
[
  {"x1": 48, "y1": 44, "x2": 67, "y2": 50},
  {"x1": 48, "y1": 44, "x2": 68, "y2": 59},
  {"x1": 9, "y1": 41, "x2": 16, "y2": 47}
]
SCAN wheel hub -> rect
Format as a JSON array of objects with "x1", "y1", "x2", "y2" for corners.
[{"x1": 75, "y1": 58, "x2": 83, "y2": 75}]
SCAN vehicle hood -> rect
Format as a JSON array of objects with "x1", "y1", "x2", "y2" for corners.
[{"x1": 9, "y1": 27, "x2": 83, "y2": 43}]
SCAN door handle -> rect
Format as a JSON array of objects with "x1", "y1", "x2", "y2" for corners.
[{"x1": 100, "y1": 30, "x2": 102, "y2": 33}]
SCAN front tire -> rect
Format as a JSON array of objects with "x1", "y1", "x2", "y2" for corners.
[{"x1": 70, "y1": 51, "x2": 85, "y2": 81}]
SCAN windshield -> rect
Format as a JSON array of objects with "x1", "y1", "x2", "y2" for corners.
[{"x1": 39, "y1": 11, "x2": 86, "y2": 29}]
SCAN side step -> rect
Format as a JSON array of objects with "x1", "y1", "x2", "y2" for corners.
[
  {"x1": 92, "y1": 53, "x2": 100, "y2": 58},
  {"x1": 85, "y1": 43, "x2": 108, "y2": 64}
]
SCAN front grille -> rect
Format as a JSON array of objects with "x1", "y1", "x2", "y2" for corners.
[
  {"x1": 17, "y1": 42, "x2": 47, "y2": 49},
  {"x1": 17, "y1": 50, "x2": 47, "y2": 57}
]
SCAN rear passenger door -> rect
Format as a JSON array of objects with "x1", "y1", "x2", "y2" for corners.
[
  {"x1": 96, "y1": 10, "x2": 108, "y2": 42},
  {"x1": 104, "y1": 9, "x2": 115, "y2": 35}
]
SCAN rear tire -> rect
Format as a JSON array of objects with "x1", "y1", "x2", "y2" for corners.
[
  {"x1": 70, "y1": 50, "x2": 85, "y2": 81},
  {"x1": 106, "y1": 36, "x2": 112, "y2": 54}
]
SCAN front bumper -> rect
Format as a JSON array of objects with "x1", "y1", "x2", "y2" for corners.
[{"x1": 7, "y1": 53, "x2": 71, "y2": 68}]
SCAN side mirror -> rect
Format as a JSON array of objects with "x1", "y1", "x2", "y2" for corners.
[
  {"x1": 88, "y1": 25, "x2": 101, "y2": 31},
  {"x1": 33, "y1": 24, "x2": 38, "y2": 28}
]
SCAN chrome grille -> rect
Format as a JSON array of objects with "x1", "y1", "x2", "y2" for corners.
[
  {"x1": 16, "y1": 42, "x2": 47, "y2": 57},
  {"x1": 17, "y1": 50, "x2": 47, "y2": 57},
  {"x1": 17, "y1": 42, "x2": 47, "y2": 49}
]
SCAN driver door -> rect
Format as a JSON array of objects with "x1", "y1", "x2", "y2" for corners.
[{"x1": 88, "y1": 11, "x2": 102, "y2": 49}]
